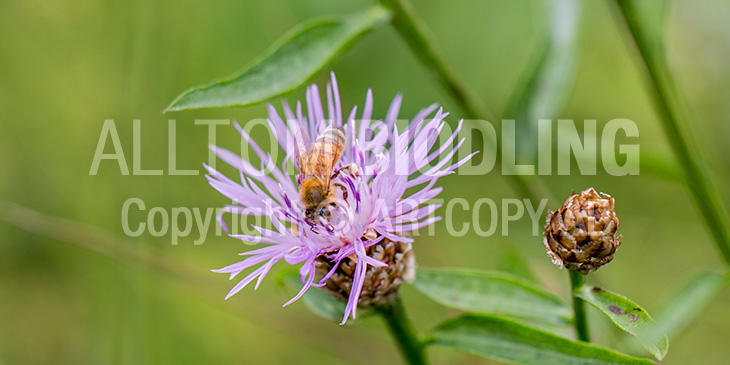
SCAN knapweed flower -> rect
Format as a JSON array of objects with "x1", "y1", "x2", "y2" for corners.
[
  {"x1": 206, "y1": 73, "x2": 474, "y2": 324},
  {"x1": 543, "y1": 187, "x2": 621, "y2": 274},
  {"x1": 315, "y1": 238, "x2": 416, "y2": 309}
]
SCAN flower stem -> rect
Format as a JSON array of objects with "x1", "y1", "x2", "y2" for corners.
[
  {"x1": 377, "y1": 0, "x2": 492, "y2": 121},
  {"x1": 569, "y1": 270, "x2": 591, "y2": 342},
  {"x1": 378, "y1": 296, "x2": 428, "y2": 365},
  {"x1": 378, "y1": 0, "x2": 554, "y2": 205},
  {"x1": 612, "y1": 0, "x2": 730, "y2": 266}
]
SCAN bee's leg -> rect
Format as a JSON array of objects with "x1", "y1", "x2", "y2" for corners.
[
  {"x1": 333, "y1": 182, "x2": 349, "y2": 204},
  {"x1": 330, "y1": 166, "x2": 346, "y2": 180},
  {"x1": 331, "y1": 163, "x2": 360, "y2": 180},
  {"x1": 319, "y1": 216, "x2": 334, "y2": 233},
  {"x1": 309, "y1": 222, "x2": 322, "y2": 234}
]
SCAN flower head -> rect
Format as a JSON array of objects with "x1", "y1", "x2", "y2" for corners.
[
  {"x1": 315, "y1": 238, "x2": 416, "y2": 309},
  {"x1": 543, "y1": 187, "x2": 621, "y2": 274},
  {"x1": 207, "y1": 73, "x2": 475, "y2": 324}
]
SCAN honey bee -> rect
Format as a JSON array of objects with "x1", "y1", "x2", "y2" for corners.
[{"x1": 296, "y1": 125, "x2": 356, "y2": 225}]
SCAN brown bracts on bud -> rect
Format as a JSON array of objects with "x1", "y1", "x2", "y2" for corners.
[
  {"x1": 543, "y1": 188, "x2": 621, "y2": 274},
  {"x1": 315, "y1": 230, "x2": 416, "y2": 308}
]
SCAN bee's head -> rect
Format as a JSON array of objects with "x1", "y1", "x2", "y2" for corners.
[{"x1": 305, "y1": 206, "x2": 332, "y2": 222}]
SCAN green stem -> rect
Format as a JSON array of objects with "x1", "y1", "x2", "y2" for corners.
[
  {"x1": 378, "y1": 296, "x2": 428, "y2": 365},
  {"x1": 569, "y1": 270, "x2": 591, "y2": 342},
  {"x1": 612, "y1": 0, "x2": 730, "y2": 265},
  {"x1": 377, "y1": 0, "x2": 491, "y2": 121},
  {"x1": 378, "y1": 0, "x2": 553, "y2": 205}
]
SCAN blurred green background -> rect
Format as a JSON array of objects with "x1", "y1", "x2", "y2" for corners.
[{"x1": 2, "y1": 0, "x2": 730, "y2": 364}]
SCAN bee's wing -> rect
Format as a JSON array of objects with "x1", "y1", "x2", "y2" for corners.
[
  {"x1": 316, "y1": 151, "x2": 341, "y2": 188},
  {"x1": 309, "y1": 126, "x2": 345, "y2": 187},
  {"x1": 294, "y1": 129, "x2": 310, "y2": 174}
]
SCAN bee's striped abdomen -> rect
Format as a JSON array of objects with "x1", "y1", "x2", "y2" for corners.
[{"x1": 304, "y1": 126, "x2": 345, "y2": 179}]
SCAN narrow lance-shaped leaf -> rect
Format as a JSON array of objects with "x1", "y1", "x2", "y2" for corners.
[
  {"x1": 165, "y1": 6, "x2": 391, "y2": 112},
  {"x1": 505, "y1": 0, "x2": 580, "y2": 164},
  {"x1": 427, "y1": 315, "x2": 655, "y2": 365},
  {"x1": 282, "y1": 273, "x2": 372, "y2": 323},
  {"x1": 614, "y1": 0, "x2": 730, "y2": 265},
  {"x1": 554, "y1": 123, "x2": 682, "y2": 182},
  {"x1": 614, "y1": 0, "x2": 668, "y2": 55},
  {"x1": 575, "y1": 285, "x2": 669, "y2": 361},
  {"x1": 412, "y1": 268, "x2": 572, "y2": 325},
  {"x1": 651, "y1": 271, "x2": 729, "y2": 341},
  {"x1": 496, "y1": 243, "x2": 539, "y2": 283}
]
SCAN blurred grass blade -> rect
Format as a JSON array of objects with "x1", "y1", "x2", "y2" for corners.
[
  {"x1": 497, "y1": 243, "x2": 538, "y2": 283},
  {"x1": 505, "y1": 0, "x2": 580, "y2": 164},
  {"x1": 651, "y1": 271, "x2": 730, "y2": 340},
  {"x1": 0, "y1": 202, "x2": 384, "y2": 363},
  {"x1": 553, "y1": 123, "x2": 682, "y2": 181},
  {"x1": 615, "y1": 0, "x2": 667, "y2": 53},
  {"x1": 377, "y1": 0, "x2": 492, "y2": 120},
  {"x1": 575, "y1": 285, "x2": 668, "y2": 360},
  {"x1": 281, "y1": 272, "x2": 372, "y2": 323},
  {"x1": 412, "y1": 268, "x2": 572, "y2": 325},
  {"x1": 427, "y1": 315, "x2": 655, "y2": 365},
  {"x1": 639, "y1": 151, "x2": 682, "y2": 181},
  {"x1": 613, "y1": 0, "x2": 730, "y2": 265},
  {"x1": 165, "y1": 6, "x2": 390, "y2": 112}
]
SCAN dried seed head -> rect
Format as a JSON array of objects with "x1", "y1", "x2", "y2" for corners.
[
  {"x1": 543, "y1": 187, "x2": 621, "y2": 274},
  {"x1": 315, "y1": 232, "x2": 416, "y2": 308}
]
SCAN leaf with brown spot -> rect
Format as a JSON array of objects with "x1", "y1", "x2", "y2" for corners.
[
  {"x1": 576, "y1": 285, "x2": 668, "y2": 361},
  {"x1": 427, "y1": 315, "x2": 656, "y2": 365}
]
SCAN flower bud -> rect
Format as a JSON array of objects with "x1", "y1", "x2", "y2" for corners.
[
  {"x1": 315, "y1": 234, "x2": 416, "y2": 308},
  {"x1": 543, "y1": 187, "x2": 621, "y2": 274}
]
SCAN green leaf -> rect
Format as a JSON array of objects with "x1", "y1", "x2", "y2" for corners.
[
  {"x1": 652, "y1": 271, "x2": 730, "y2": 340},
  {"x1": 615, "y1": 0, "x2": 668, "y2": 55},
  {"x1": 575, "y1": 285, "x2": 669, "y2": 361},
  {"x1": 554, "y1": 122, "x2": 682, "y2": 181},
  {"x1": 165, "y1": 6, "x2": 391, "y2": 112},
  {"x1": 282, "y1": 273, "x2": 345, "y2": 322},
  {"x1": 497, "y1": 243, "x2": 538, "y2": 283},
  {"x1": 427, "y1": 315, "x2": 655, "y2": 365},
  {"x1": 615, "y1": 0, "x2": 730, "y2": 266},
  {"x1": 505, "y1": 0, "x2": 581, "y2": 164},
  {"x1": 412, "y1": 268, "x2": 572, "y2": 325},
  {"x1": 639, "y1": 151, "x2": 682, "y2": 181},
  {"x1": 281, "y1": 273, "x2": 372, "y2": 323}
]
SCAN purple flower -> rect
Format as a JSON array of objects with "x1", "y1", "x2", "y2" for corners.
[{"x1": 207, "y1": 73, "x2": 475, "y2": 324}]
